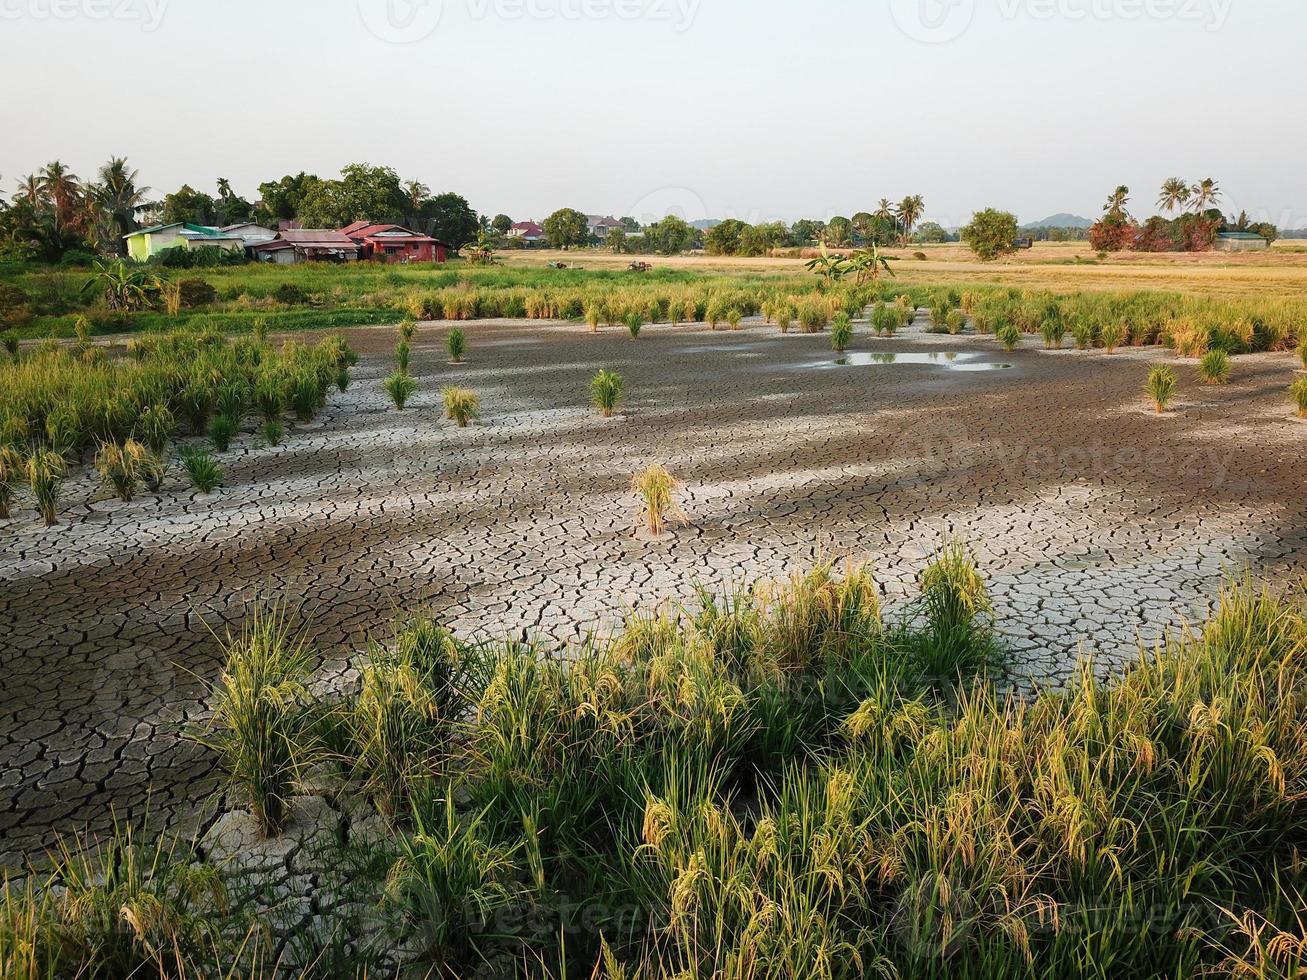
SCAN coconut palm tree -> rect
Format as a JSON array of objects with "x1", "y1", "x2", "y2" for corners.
[
  {"x1": 1189, "y1": 177, "x2": 1221, "y2": 213},
  {"x1": 874, "y1": 198, "x2": 895, "y2": 224},
  {"x1": 91, "y1": 157, "x2": 151, "y2": 253},
  {"x1": 404, "y1": 180, "x2": 430, "y2": 215},
  {"x1": 14, "y1": 173, "x2": 43, "y2": 206},
  {"x1": 1157, "y1": 178, "x2": 1190, "y2": 214},
  {"x1": 897, "y1": 195, "x2": 925, "y2": 244},
  {"x1": 1103, "y1": 186, "x2": 1131, "y2": 220},
  {"x1": 39, "y1": 160, "x2": 82, "y2": 231}
]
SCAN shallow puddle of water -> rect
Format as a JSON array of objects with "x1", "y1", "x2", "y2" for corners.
[{"x1": 826, "y1": 352, "x2": 1013, "y2": 372}]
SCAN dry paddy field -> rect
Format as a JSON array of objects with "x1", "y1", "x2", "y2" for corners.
[{"x1": 1, "y1": 308, "x2": 1305, "y2": 861}]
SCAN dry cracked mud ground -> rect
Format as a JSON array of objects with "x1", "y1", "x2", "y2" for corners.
[{"x1": 2, "y1": 314, "x2": 1305, "y2": 864}]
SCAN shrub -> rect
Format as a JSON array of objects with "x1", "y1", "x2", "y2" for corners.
[
  {"x1": 1291, "y1": 377, "x2": 1307, "y2": 418},
  {"x1": 830, "y1": 313, "x2": 853, "y2": 353},
  {"x1": 996, "y1": 322, "x2": 1021, "y2": 351},
  {"x1": 194, "y1": 608, "x2": 315, "y2": 837},
  {"x1": 26, "y1": 449, "x2": 64, "y2": 525},
  {"x1": 208, "y1": 414, "x2": 238, "y2": 452},
  {"x1": 447, "y1": 327, "x2": 466, "y2": 363},
  {"x1": 1147, "y1": 364, "x2": 1178, "y2": 412},
  {"x1": 442, "y1": 387, "x2": 480, "y2": 427},
  {"x1": 177, "y1": 277, "x2": 217, "y2": 308},
  {"x1": 632, "y1": 463, "x2": 685, "y2": 537},
  {"x1": 624, "y1": 310, "x2": 644, "y2": 339},
  {"x1": 0, "y1": 445, "x2": 22, "y2": 518},
  {"x1": 396, "y1": 340, "x2": 411, "y2": 374},
  {"x1": 385, "y1": 371, "x2": 417, "y2": 411},
  {"x1": 180, "y1": 447, "x2": 223, "y2": 493},
  {"x1": 273, "y1": 282, "x2": 308, "y2": 305},
  {"x1": 590, "y1": 369, "x2": 624, "y2": 418},
  {"x1": 95, "y1": 439, "x2": 150, "y2": 502},
  {"x1": 1198, "y1": 349, "x2": 1231, "y2": 385},
  {"x1": 1100, "y1": 319, "x2": 1127, "y2": 353}
]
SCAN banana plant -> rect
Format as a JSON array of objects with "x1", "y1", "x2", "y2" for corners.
[
  {"x1": 804, "y1": 242, "x2": 849, "y2": 289},
  {"x1": 846, "y1": 243, "x2": 896, "y2": 285}
]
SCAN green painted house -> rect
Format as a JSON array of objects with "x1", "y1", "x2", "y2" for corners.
[{"x1": 123, "y1": 222, "x2": 245, "y2": 262}]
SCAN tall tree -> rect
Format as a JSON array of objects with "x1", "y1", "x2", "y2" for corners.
[
  {"x1": 1189, "y1": 177, "x2": 1221, "y2": 213},
  {"x1": 39, "y1": 160, "x2": 82, "y2": 231},
  {"x1": 90, "y1": 157, "x2": 151, "y2": 253},
  {"x1": 896, "y1": 195, "x2": 925, "y2": 244},
  {"x1": 1157, "y1": 177, "x2": 1190, "y2": 214},
  {"x1": 543, "y1": 208, "x2": 590, "y2": 249},
  {"x1": 403, "y1": 179, "x2": 430, "y2": 217},
  {"x1": 1103, "y1": 185, "x2": 1131, "y2": 220},
  {"x1": 14, "y1": 173, "x2": 43, "y2": 206},
  {"x1": 418, "y1": 192, "x2": 478, "y2": 247},
  {"x1": 491, "y1": 214, "x2": 513, "y2": 235}
]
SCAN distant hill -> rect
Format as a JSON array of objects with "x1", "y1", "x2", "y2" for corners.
[
  {"x1": 1023, "y1": 213, "x2": 1093, "y2": 229},
  {"x1": 691, "y1": 219, "x2": 721, "y2": 230}
]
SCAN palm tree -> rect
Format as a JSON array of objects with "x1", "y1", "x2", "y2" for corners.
[
  {"x1": 1157, "y1": 178, "x2": 1190, "y2": 214},
  {"x1": 404, "y1": 180, "x2": 430, "y2": 215},
  {"x1": 1189, "y1": 177, "x2": 1221, "y2": 213},
  {"x1": 91, "y1": 157, "x2": 151, "y2": 253},
  {"x1": 1103, "y1": 186, "x2": 1131, "y2": 220},
  {"x1": 14, "y1": 173, "x2": 43, "y2": 206},
  {"x1": 896, "y1": 195, "x2": 924, "y2": 244},
  {"x1": 39, "y1": 160, "x2": 82, "y2": 231},
  {"x1": 874, "y1": 198, "x2": 895, "y2": 223},
  {"x1": 216, "y1": 176, "x2": 234, "y2": 200}
]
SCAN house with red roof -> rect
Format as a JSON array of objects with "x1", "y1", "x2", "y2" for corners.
[
  {"x1": 340, "y1": 221, "x2": 447, "y2": 263},
  {"x1": 508, "y1": 220, "x2": 547, "y2": 244}
]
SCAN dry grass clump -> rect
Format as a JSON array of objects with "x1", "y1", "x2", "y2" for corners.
[
  {"x1": 25, "y1": 449, "x2": 63, "y2": 525},
  {"x1": 95, "y1": 439, "x2": 152, "y2": 502},
  {"x1": 632, "y1": 463, "x2": 686, "y2": 537},
  {"x1": 1290, "y1": 377, "x2": 1307, "y2": 418},
  {"x1": 442, "y1": 386, "x2": 480, "y2": 427}
]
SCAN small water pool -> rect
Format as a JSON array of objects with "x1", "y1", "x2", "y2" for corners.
[{"x1": 826, "y1": 352, "x2": 1013, "y2": 372}]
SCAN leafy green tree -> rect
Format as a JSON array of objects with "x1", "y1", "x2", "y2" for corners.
[
  {"x1": 160, "y1": 184, "x2": 217, "y2": 226},
  {"x1": 824, "y1": 216, "x2": 853, "y2": 247},
  {"x1": 619, "y1": 216, "x2": 641, "y2": 232},
  {"x1": 214, "y1": 177, "x2": 253, "y2": 225},
  {"x1": 543, "y1": 208, "x2": 590, "y2": 249},
  {"x1": 491, "y1": 214, "x2": 513, "y2": 235},
  {"x1": 1103, "y1": 185, "x2": 1131, "y2": 221},
  {"x1": 962, "y1": 209, "x2": 1020, "y2": 261},
  {"x1": 419, "y1": 192, "x2": 478, "y2": 247},
  {"x1": 1189, "y1": 177, "x2": 1221, "y2": 213},
  {"x1": 297, "y1": 163, "x2": 406, "y2": 228},
  {"x1": 915, "y1": 221, "x2": 950, "y2": 244},
  {"x1": 646, "y1": 215, "x2": 695, "y2": 255},
  {"x1": 789, "y1": 219, "x2": 826, "y2": 247},
  {"x1": 256, "y1": 173, "x2": 318, "y2": 223},
  {"x1": 705, "y1": 218, "x2": 750, "y2": 255},
  {"x1": 608, "y1": 227, "x2": 629, "y2": 253},
  {"x1": 740, "y1": 221, "x2": 788, "y2": 256}
]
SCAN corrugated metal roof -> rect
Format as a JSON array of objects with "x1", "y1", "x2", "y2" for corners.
[{"x1": 278, "y1": 229, "x2": 359, "y2": 246}]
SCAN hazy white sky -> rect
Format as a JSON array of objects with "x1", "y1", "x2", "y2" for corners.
[{"x1": 2, "y1": 0, "x2": 1304, "y2": 227}]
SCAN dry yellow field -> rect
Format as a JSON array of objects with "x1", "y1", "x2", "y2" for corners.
[{"x1": 505, "y1": 241, "x2": 1307, "y2": 299}]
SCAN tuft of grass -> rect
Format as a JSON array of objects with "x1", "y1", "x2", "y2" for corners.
[
  {"x1": 262, "y1": 418, "x2": 284, "y2": 446},
  {"x1": 1198, "y1": 349, "x2": 1231, "y2": 385},
  {"x1": 632, "y1": 463, "x2": 686, "y2": 537},
  {"x1": 1147, "y1": 363, "x2": 1179, "y2": 412},
  {"x1": 0, "y1": 445, "x2": 22, "y2": 518},
  {"x1": 385, "y1": 371, "x2": 418, "y2": 411},
  {"x1": 193, "y1": 606, "x2": 316, "y2": 837},
  {"x1": 830, "y1": 312, "x2": 853, "y2": 352},
  {"x1": 442, "y1": 386, "x2": 480, "y2": 427},
  {"x1": 208, "y1": 413, "x2": 238, "y2": 452},
  {"x1": 447, "y1": 327, "x2": 466, "y2": 363},
  {"x1": 95, "y1": 439, "x2": 150, "y2": 502},
  {"x1": 26, "y1": 449, "x2": 64, "y2": 525},
  {"x1": 1291, "y1": 377, "x2": 1307, "y2": 418},
  {"x1": 590, "y1": 369, "x2": 624, "y2": 418},
  {"x1": 395, "y1": 340, "x2": 411, "y2": 374},
  {"x1": 179, "y1": 447, "x2": 223, "y2": 493}
]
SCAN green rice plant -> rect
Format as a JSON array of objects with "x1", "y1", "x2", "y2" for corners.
[
  {"x1": 140, "y1": 449, "x2": 166, "y2": 492},
  {"x1": 797, "y1": 300, "x2": 827, "y2": 334},
  {"x1": 442, "y1": 386, "x2": 480, "y2": 427},
  {"x1": 395, "y1": 339, "x2": 411, "y2": 374},
  {"x1": 727, "y1": 308, "x2": 743, "y2": 330},
  {"x1": 208, "y1": 413, "x2": 238, "y2": 452},
  {"x1": 776, "y1": 304, "x2": 793, "y2": 334},
  {"x1": 1198, "y1": 349, "x2": 1231, "y2": 385},
  {"x1": 179, "y1": 447, "x2": 223, "y2": 493},
  {"x1": 1298, "y1": 335, "x2": 1307, "y2": 370},
  {"x1": 1291, "y1": 377, "x2": 1307, "y2": 418},
  {"x1": 399, "y1": 318, "x2": 416, "y2": 342},
  {"x1": 585, "y1": 302, "x2": 602, "y2": 332},
  {"x1": 871, "y1": 305, "x2": 896, "y2": 337},
  {"x1": 290, "y1": 369, "x2": 323, "y2": 423},
  {"x1": 909, "y1": 541, "x2": 997, "y2": 676},
  {"x1": 1041, "y1": 315, "x2": 1066, "y2": 349},
  {"x1": 1100, "y1": 318, "x2": 1127, "y2": 353},
  {"x1": 705, "y1": 298, "x2": 725, "y2": 330},
  {"x1": 590, "y1": 369, "x2": 624, "y2": 418},
  {"x1": 176, "y1": 376, "x2": 216, "y2": 435},
  {"x1": 335, "y1": 366, "x2": 350, "y2": 392},
  {"x1": 26, "y1": 449, "x2": 63, "y2": 526},
  {"x1": 194, "y1": 606, "x2": 315, "y2": 837},
  {"x1": 930, "y1": 298, "x2": 951, "y2": 331},
  {"x1": 996, "y1": 321, "x2": 1021, "y2": 351},
  {"x1": 95, "y1": 439, "x2": 150, "y2": 502},
  {"x1": 0, "y1": 445, "x2": 22, "y2": 518},
  {"x1": 632, "y1": 463, "x2": 686, "y2": 537},
  {"x1": 447, "y1": 327, "x2": 466, "y2": 362},
  {"x1": 1147, "y1": 363, "x2": 1179, "y2": 412},
  {"x1": 254, "y1": 371, "x2": 287, "y2": 423},
  {"x1": 624, "y1": 309, "x2": 644, "y2": 339},
  {"x1": 216, "y1": 380, "x2": 246, "y2": 420},
  {"x1": 385, "y1": 371, "x2": 417, "y2": 411},
  {"x1": 262, "y1": 419, "x2": 284, "y2": 446},
  {"x1": 136, "y1": 403, "x2": 174, "y2": 454},
  {"x1": 73, "y1": 314, "x2": 91, "y2": 348},
  {"x1": 945, "y1": 309, "x2": 965, "y2": 335},
  {"x1": 0, "y1": 330, "x2": 17, "y2": 361},
  {"x1": 1071, "y1": 318, "x2": 1095, "y2": 350},
  {"x1": 830, "y1": 312, "x2": 853, "y2": 352}
]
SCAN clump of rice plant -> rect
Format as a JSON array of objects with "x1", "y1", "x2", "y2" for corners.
[
  {"x1": 395, "y1": 340, "x2": 411, "y2": 374},
  {"x1": 195, "y1": 607, "x2": 315, "y2": 837},
  {"x1": 335, "y1": 366, "x2": 350, "y2": 392},
  {"x1": 590, "y1": 369, "x2": 624, "y2": 418},
  {"x1": 624, "y1": 310, "x2": 644, "y2": 339},
  {"x1": 1298, "y1": 335, "x2": 1307, "y2": 370},
  {"x1": 442, "y1": 387, "x2": 480, "y2": 427},
  {"x1": 179, "y1": 447, "x2": 223, "y2": 493},
  {"x1": 930, "y1": 299, "x2": 951, "y2": 331},
  {"x1": 254, "y1": 371, "x2": 287, "y2": 424},
  {"x1": 399, "y1": 318, "x2": 416, "y2": 343},
  {"x1": 776, "y1": 304, "x2": 793, "y2": 334},
  {"x1": 136, "y1": 403, "x2": 174, "y2": 454},
  {"x1": 1041, "y1": 316, "x2": 1066, "y2": 349},
  {"x1": 1291, "y1": 377, "x2": 1307, "y2": 418},
  {"x1": 263, "y1": 419, "x2": 284, "y2": 446},
  {"x1": 447, "y1": 327, "x2": 466, "y2": 363},
  {"x1": 1, "y1": 330, "x2": 18, "y2": 361},
  {"x1": 797, "y1": 301, "x2": 827, "y2": 334},
  {"x1": 632, "y1": 463, "x2": 686, "y2": 537},
  {"x1": 830, "y1": 313, "x2": 853, "y2": 353},
  {"x1": 872, "y1": 305, "x2": 896, "y2": 337},
  {"x1": 95, "y1": 439, "x2": 150, "y2": 502},
  {"x1": 1198, "y1": 349, "x2": 1231, "y2": 385},
  {"x1": 585, "y1": 303, "x2": 602, "y2": 332},
  {"x1": 727, "y1": 308, "x2": 743, "y2": 330},
  {"x1": 290, "y1": 370, "x2": 322, "y2": 423},
  {"x1": 1100, "y1": 319, "x2": 1127, "y2": 353},
  {"x1": 910, "y1": 541, "x2": 996, "y2": 676},
  {"x1": 996, "y1": 322, "x2": 1021, "y2": 351},
  {"x1": 26, "y1": 449, "x2": 64, "y2": 525},
  {"x1": 945, "y1": 309, "x2": 965, "y2": 335},
  {"x1": 1071, "y1": 318, "x2": 1095, "y2": 350},
  {"x1": 0, "y1": 445, "x2": 22, "y2": 518},
  {"x1": 207, "y1": 414, "x2": 238, "y2": 452},
  {"x1": 1147, "y1": 364, "x2": 1179, "y2": 412},
  {"x1": 385, "y1": 371, "x2": 418, "y2": 411},
  {"x1": 705, "y1": 298, "x2": 725, "y2": 330}
]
